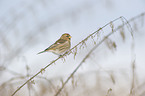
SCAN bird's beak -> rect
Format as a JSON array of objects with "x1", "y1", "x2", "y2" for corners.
[{"x1": 69, "y1": 36, "x2": 71, "y2": 39}]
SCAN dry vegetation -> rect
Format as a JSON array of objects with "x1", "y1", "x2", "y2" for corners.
[{"x1": 0, "y1": 1, "x2": 145, "y2": 96}]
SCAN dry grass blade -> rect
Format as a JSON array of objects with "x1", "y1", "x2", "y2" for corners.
[
  {"x1": 106, "y1": 88, "x2": 112, "y2": 96},
  {"x1": 130, "y1": 60, "x2": 136, "y2": 96}
]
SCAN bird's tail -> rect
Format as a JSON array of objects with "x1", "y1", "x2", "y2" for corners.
[{"x1": 37, "y1": 50, "x2": 45, "y2": 54}]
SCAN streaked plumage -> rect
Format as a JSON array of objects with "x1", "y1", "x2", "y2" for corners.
[{"x1": 38, "y1": 33, "x2": 71, "y2": 55}]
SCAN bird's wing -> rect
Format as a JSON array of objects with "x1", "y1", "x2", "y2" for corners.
[
  {"x1": 54, "y1": 39, "x2": 67, "y2": 44},
  {"x1": 44, "y1": 39, "x2": 66, "y2": 51}
]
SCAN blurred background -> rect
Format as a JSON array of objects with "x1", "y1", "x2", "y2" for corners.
[{"x1": 0, "y1": 0, "x2": 145, "y2": 96}]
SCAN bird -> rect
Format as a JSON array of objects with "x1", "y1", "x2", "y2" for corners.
[{"x1": 37, "y1": 33, "x2": 71, "y2": 55}]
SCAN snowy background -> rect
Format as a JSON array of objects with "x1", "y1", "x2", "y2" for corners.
[{"x1": 0, "y1": 0, "x2": 145, "y2": 96}]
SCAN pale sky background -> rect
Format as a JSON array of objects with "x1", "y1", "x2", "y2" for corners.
[{"x1": 0, "y1": 0, "x2": 145, "y2": 95}]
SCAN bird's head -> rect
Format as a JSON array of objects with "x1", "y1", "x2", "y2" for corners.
[{"x1": 60, "y1": 33, "x2": 71, "y2": 41}]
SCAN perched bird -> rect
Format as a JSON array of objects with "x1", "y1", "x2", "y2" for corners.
[{"x1": 38, "y1": 33, "x2": 71, "y2": 55}]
